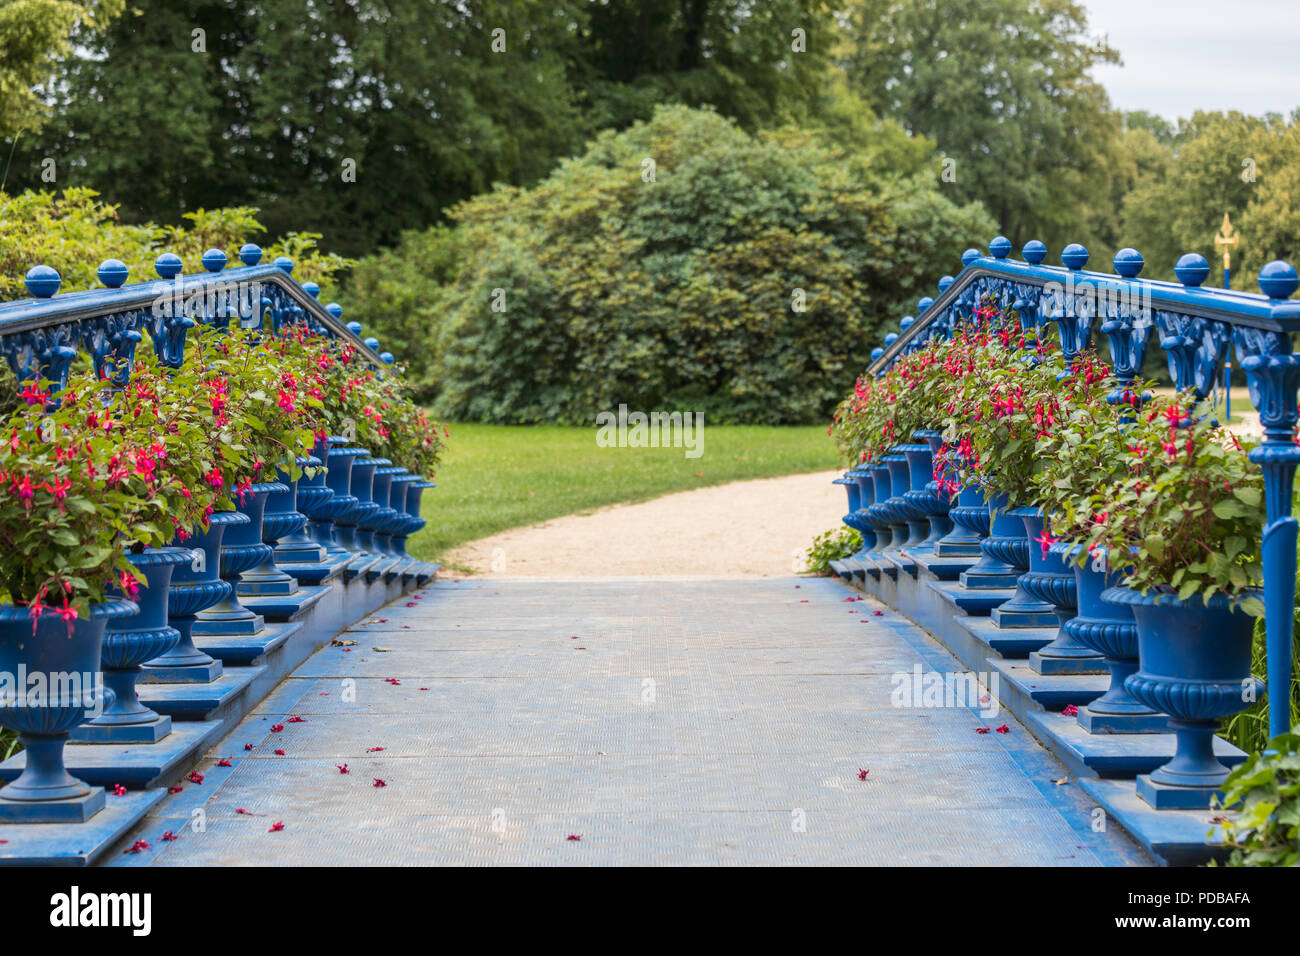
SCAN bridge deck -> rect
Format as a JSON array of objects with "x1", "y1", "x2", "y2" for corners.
[{"x1": 109, "y1": 577, "x2": 1147, "y2": 866}]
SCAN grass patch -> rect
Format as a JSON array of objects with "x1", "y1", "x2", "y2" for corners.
[{"x1": 406, "y1": 423, "x2": 838, "y2": 566}]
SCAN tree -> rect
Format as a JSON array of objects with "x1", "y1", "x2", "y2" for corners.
[
  {"x1": 349, "y1": 106, "x2": 994, "y2": 421},
  {"x1": 840, "y1": 0, "x2": 1121, "y2": 258},
  {"x1": 0, "y1": 0, "x2": 122, "y2": 140}
]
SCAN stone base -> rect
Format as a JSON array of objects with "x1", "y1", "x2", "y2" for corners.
[
  {"x1": 139, "y1": 658, "x2": 224, "y2": 683},
  {"x1": 193, "y1": 611, "x2": 266, "y2": 636},
  {"x1": 959, "y1": 569, "x2": 1020, "y2": 589},
  {"x1": 0, "y1": 786, "x2": 105, "y2": 823},
  {"x1": 0, "y1": 789, "x2": 166, "y2": 865},
  {"x1": 1028, "y1": 649, "x2": 1107, "y2": 675},
  {"x1": 1, "y1": 721, "x2": 223, "y2": 790},
  {"x1": 71, "y1": 713, "x2": 173, "y2": 744},
  {"x1": 1137, "y1": 774, "x2": 1223, "y2": 810},
  {"x1": 934, "y1": 540, "x2": 983, "y2": 558},
  {"x1": 275, "y1": 541, "x2": 326, "y2": 564},
  {"x1": 1078, "y1": 706, "x2": 1169, "y2": 735},
  {"x1": 990, "y1": 606, "x2": 1059, "y2": 628},
  {"x1": 236, "y1": 574, "x2": 299, "y2": 596}
]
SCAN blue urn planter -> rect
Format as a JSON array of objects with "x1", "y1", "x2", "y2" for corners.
[
  {"x1": 341, "y1": 455, "x2": 380, "y2": 553},
  {"x1": 321, "y1": 443, "x2": 363, "y2": 553},
  {"x1": 938, "y1": 482, "x2": 987, "y2": 557},
  {"x1": 1065, "y1": 550, "x2": 1166, "y2": 733},
  {"x1": 74, "y1": 547, "x2": 192, "y2": 744},
  {"x1": 846, "y1": 467, "x2": 877, "y2": 560},
  {"x1": 1107, "y1": 587, "x2": 1262, "y2": 808},
  {"x1": 194, "y1": 493, "x2": 274, "y2": 635},
  {"x1": 395, "y1": 480, "x2": 435, "y2": 558},
  {"x1": 891, "y1": 447, "x2": 931, "y2": 549},
  {"x1": 274, "y1": 455, "x2": 329, "y2": 564},
  {"x1": 388, "y1": 474, "x2": 420, "y2": 558},
  {"x1": 863, "y1": 464, "x2": 895, "y2": 552},
  {"x1": 984, "y1": 503, "x2": 1058, "y2": 628},
  {"x1": 882, "y1": 453, "x2": 918, "y2": 550},
  {"x1": 902, "y1": 439, "x2": 949, "y2": 550},
  {"x1": 237, "y1": 481, "x2": 299, "y2": 596},
  {"x1": 0, "y1": 597, "x2": 135, "y2": 821},
  {"x1": 960, "y1": 491, "x2": 1025, "y2": 590},
  {"x1": 1015, "y1": 514, "x2": 1099, "y2": 674},
  {"x1": 142, "y1": 512, "x2": 242, "y2": 683},
  {"x1": 372, "y1": 465, "x2": 406, "y2": 558}
]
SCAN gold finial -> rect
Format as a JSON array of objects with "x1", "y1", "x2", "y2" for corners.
[{"x1": 1214, "y1": 212, "x2": 1239, "y2": 272}]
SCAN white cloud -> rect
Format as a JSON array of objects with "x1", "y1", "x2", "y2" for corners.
[{"x1": 1082, "y1": 0, "x2": 1299, "y2": 121}]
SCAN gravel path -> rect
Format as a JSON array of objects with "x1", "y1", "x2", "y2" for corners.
[{"x1": 443, "y1": 470, "x2": 844, "y2": 578}]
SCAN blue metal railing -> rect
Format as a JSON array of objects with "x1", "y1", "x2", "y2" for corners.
[{"x1": 865, "y1": 237, "x2": 1300, "y2": 739}]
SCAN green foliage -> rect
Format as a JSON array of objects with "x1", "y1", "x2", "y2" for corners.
[
  {"x1": 7, "y1": 0, "x2": 837, "y2": 255},
  {"x1": 841, "y1": 0, "x2": 1121, "y2": 257},
  {"x1": 1221, "y1": 610, "x2": 1300, "y2": 758},
  {"x1": 1216, "y1": 729, "x2": 1300, "y2": 866},
  {"x1": 0, "y1": 0, "x2": 122, "y2": 138},
  {"x1": 0, "y1": 188, "x2": 351, "y2": 299},
  {"x1": 1119, "y1": 110, "x2": 1300, "y2": 286},
  {"x1": 353, "y1": 106, "x2": 993, "y2": 424},
  {"x1": 805, "y1": 526, "x2": 861, "y2": 576}
]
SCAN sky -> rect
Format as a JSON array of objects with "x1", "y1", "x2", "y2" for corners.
[{"x1": 1082, "y1": 0, "x2": 1299, "y2": 122}]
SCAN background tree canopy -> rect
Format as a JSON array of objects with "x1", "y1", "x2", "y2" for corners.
[{"x1": 1, "y1": 0, "x2": 1296, "y2": 422}]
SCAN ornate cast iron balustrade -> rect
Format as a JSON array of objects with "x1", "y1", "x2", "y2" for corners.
[
  {"x1": 864, "y1": 237, "x2": 1300, "y2": 740},
  {"x1": 0, "y1": 245, "x2": 389, "y2": 390}
]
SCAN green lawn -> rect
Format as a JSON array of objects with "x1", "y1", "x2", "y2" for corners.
[{"x1": 406, "y1": 423, "x2": 838, "y2": 567}]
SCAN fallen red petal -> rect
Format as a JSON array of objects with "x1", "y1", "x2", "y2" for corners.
[
  {"x1": 337, "y1": 764, "x2": 349, "y2": 774},
  {"x1": 187, "y1": 771, "x2": 204, "y2": 785},
  {"x1": 857, "y1": 769, "x2": 869, "y2": 780},
  {"x1": 373, "y1": 778, "x2": 387, "y2": 788},
  {"x1": 216, "y1": 758, "x2": 232, "y2": 768},
  {"x1": 566, "y1": 834, "x2": 582, "y2": 841},
  {"x1": 268, "y1": 821, "x2": 284, "y2": 832},
  {"x1": 112, "y1": 784, "x2": 127, "y2": 796},
  {"x1": 274, "y1": 749, "x2": 285, "y2": 756}
]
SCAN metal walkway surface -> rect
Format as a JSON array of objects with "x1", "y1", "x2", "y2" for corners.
[{"x1": 110, "y1": 576, "x2": 1148, "y2": 866}]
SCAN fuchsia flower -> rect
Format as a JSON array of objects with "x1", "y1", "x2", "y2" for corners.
[
  {"x1": 19, "y1": 382, "x2": 48, "y2": 406},
  {"x1": 1033, "y1": 528, "x2": 1055, "y2": 560},
  {"x1": 120, "y1": 571, "x2": 140, "y2": 600},
  {"x1": 276, "y1": 389, "x2": 295, "y2": 413},
  {"x1": 206, "y1": 467, "x2": 223, "y2": 489}
]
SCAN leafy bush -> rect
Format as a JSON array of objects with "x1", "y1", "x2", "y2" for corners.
[
  {"x1": 0, "y1": 189, "x2": 352, "y2": 299},
  {"x1": 349, "y1": 105, "x2": 994, "y2": 423},
  {"x1": 1217, "y1": 728, "x2": 1300, "y2": 866},
  {"x1": 805, "y1": 526, "x2": 861, "y2": 576}
]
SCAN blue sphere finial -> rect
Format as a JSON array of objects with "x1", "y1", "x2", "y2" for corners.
[
  {"x1": 239, "y1": 243, "x2": 263, "y2": 266},
  {"x1": 97, "y1": 259, "x2": 128, "y2": 288},
  {"x1": 1259, "y1": 260, "x2": 1299, "y2": 299},
  {"x1": 1174, "y1": 253, "x2": 1210, "y2": 287},
  {"x1": 364, "y1": 336, "x2": 380, "y2": 351},
  {"x1": 988, "y1": 236, "x2": 1012, "y2": 259},
  {"x1": 960, "y1": 248, "x2": 981, "y2": 267},
  {"x1": 917, "y1": 296, "x2": 934, "y2": 313},
  {"x1": 155, "y1": 252, "x2": 183, "y2": 279},
  {"x1": 870, "y1": 347, "x2": 884, "y2": 361},
  {"x1": 938, "y1": 275, "x2": 954, "y2": 292},
  {"x1": 899, "y1": 316, "x2": 915, "y2": 331},
  {"x1": 1113, "y1": 247, "x2": 1144, "y2": 278},
  {"x1": 201, "y1": 248, "x2": 227, "y2": 273},
  {"x1": 303, "y1": 281, "x2": 320, "y2": 299},
  {"x1": 346, "y1": 320, "x2": 362, "y2": 336},
  {"x1": 24, "y1": 265, "x2": 60, "y2": 298},
  {"x1": 1061, "y1": 243, "x2": 1089, "y2": 271},
  {"x1": 326, "y1": 302, "x2": 343, "y2": 320},
  {"x1": 273, "y1": 255, "x2": 294, "y2": 274},
  {"x1": 1022, "y1": 240, "x2": 1047, "y2": 265},
  {"x1": 884, "y1": 332, "x2": 899, "y2": 346},
  {"x1": 380, "y1": 351, "x2": 394, "y2": 365}
]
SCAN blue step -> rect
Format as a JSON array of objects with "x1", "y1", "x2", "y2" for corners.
[
  {"x1": 0, "y1": 789, "x2": 167, "y2": 866},
  {"x1": 1080, "y1": 778, "x2": 1231, "y2": 866},
  {"x1": 240, "y1": 584, "x2": 330, "y2": 622},
  {"x1": 197, "y1": 620, "x2": 302, "y2": 666},
  {"x1": 138, "y1": 666, "x2": 263, "y2": 721},
  {"x1": 954, "y1": 615, "x2": 1055, "y2": 658},
  {"x1": 928, "y1": 579, "x2": 1013, "y2": 616}
]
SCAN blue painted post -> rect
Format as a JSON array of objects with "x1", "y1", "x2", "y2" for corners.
[{"x1": 1239, "y1": 261, "x2": 1300, "y2": 739}]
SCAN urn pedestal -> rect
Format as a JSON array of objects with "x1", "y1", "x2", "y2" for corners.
[
  {"x1": 319, "y1": 442, "x2": 362, "y2": 555},
  {"x1": 142, "y1": 513, "x2": 241, "y2": 683},
  {"x1": 1109, "y1": 587, "x2": 1262, "y2": 809},
  {"x1": 0, "y1": 598, "x2": 135, "y2": 821},
  {"x1": 890, "y1": 449, "x2": 930, "y2": 550},
  {"x1": 74, "y1": 547, "x2": 191, "y2": 744},
  {"x1": 388, "y1": 474, "x2": 421, "y2": 558}
]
